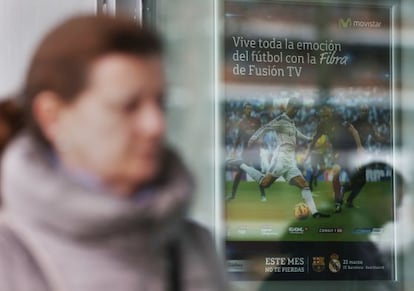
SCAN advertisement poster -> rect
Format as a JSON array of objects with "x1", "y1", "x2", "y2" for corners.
[{"x1": 221, "y1": 1, "x2": 397, "y2": 282}]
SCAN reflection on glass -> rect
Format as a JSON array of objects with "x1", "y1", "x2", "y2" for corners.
[{"x1": 221, "y1": 1, "x2": 405, "y2": 289}]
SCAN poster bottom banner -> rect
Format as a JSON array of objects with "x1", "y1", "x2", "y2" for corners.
[{"x1": 226, "y1": 241, "x2": 395, "y2": 281}]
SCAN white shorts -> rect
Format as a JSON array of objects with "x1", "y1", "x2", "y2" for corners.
[{"x1": 267, "y1": 145, "x2": 303, "y2": 183}]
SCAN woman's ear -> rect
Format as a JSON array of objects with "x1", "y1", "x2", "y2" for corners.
[{"x1": 32, "y1": 91, "x2": 63, "y2": 143}]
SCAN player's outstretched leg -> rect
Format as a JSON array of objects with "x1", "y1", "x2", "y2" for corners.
[
  {"x1": 226, "y1": 159, "x2": 271, "y2": 201},
  {"x1": 301, "y1": 187, "x2": 330, "y2": 218},
  {"x1": 226, "y1": 158, "x2": 244, "y2": 169},
  {"x1": 239, "y1": 164, "x2": 266, "y2": 185},
  {"x1": 291, "y1": 176, "x2": 330, "y2": 218}
]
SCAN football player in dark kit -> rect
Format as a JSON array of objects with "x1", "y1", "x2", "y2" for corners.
[
  {"x1": 227, "y1": 103, "x2": 267, "y2": 201},
  {"x1": 305, "y1": 106, "x2": 364, "y2": 213},
  {"x1": 339, "y1": 105, "x2": 390, "y2": 208},
  {"x1": 353, "y1": 105, "x2": 390, "y2": 149}
]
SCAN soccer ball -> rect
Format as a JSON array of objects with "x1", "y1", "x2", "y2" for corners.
[{"x1": 293, "y1": 203, "x2": 310, "y2": 220}]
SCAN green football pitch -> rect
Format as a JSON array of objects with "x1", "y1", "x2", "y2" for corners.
[{"x1": 225, "y1": 181, "x2": 394, "y2": 242}]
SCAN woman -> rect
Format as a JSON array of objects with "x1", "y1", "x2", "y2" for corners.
[{"x1": 0, "y1": 15, "x2": 225, "y2": 291}]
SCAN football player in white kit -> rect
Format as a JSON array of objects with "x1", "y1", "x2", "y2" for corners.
[{"x1": 229, "y1": 97, "x2": 330, "y2": 218}]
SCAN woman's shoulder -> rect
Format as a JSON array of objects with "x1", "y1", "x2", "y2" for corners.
[
  {"x1": 178, "y1": 220, "x2": 227, "y2": 290},
  {"x1": 0, "y1": 222, "x2": 50, "y2": 291},
  {"x1": 179, "y1": 220, "x2": 219, "y2": 253}
]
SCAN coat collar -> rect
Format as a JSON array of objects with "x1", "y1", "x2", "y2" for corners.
[{"x1": 1, "y1": 134, "x2": 194, "y2": 241}]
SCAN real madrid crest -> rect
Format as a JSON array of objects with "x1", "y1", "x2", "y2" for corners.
[{"x1": 328, "y1": 253, "x2": 341, "y2": 273}]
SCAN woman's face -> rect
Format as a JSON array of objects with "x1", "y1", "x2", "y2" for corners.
[{"x1": 52, "y1": 53, "x2": 166, "y2": 194}]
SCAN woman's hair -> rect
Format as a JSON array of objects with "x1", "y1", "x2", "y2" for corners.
[
  {"x1": 0, "y1": 99, "x2": 24, "y2": 153},
  {"x1": 20, "y1": 15, "x2": 163, "y2": 147}
]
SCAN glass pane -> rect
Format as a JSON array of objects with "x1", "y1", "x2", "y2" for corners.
[
  {"x1": 147, "y1": 0, "x2": 217, "y2": 225},
  {"x1": 221, "y1": 1, "x2": 399, "y2": 289},
  {"x1": 147, "y1": 0, "x2": 414, "y2": 289}
]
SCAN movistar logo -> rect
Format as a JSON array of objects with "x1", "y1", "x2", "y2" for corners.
[
  {"x1": 338, "y1": 17, "x2": 382, "y2": 29},
  {"x1": 338, "y1": 18, "x2": 352, "y2": 29}
]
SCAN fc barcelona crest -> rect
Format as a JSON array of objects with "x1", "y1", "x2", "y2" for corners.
[{"x1": 312, "y1": 256, "x2": 326, "y2": 272}]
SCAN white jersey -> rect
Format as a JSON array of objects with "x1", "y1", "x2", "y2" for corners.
[
  {"x1": 249, "y1": 112, "x2": 312, "y2": 180},
  {"x1": 249, "y1": 113, "x2": 311, "y2": 150}
]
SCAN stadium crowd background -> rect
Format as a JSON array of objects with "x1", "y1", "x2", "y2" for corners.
[{"x1": 224, "y1": 88, "x2": 392, "y2": 183}]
